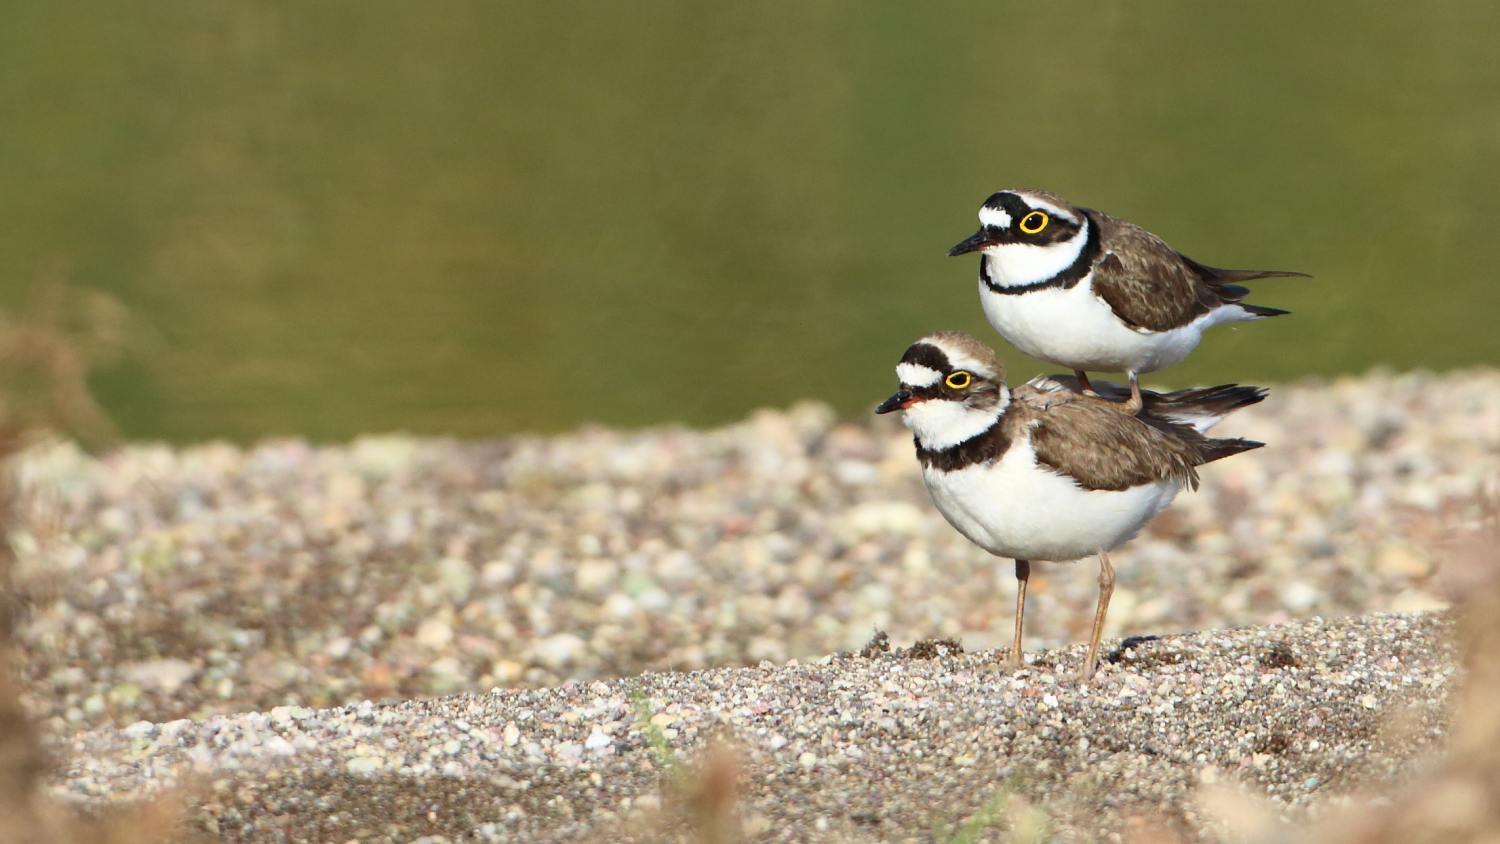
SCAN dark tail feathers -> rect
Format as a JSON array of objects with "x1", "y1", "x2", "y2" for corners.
[
  {"x1": 1147, "y1": 384, "x2": 1269, "y2": 418},
  {"x1": 1183, "y1": 255, "x2": 1308, "y2": 315},
  {"x1": 1103, "y1": 382, "x2": 1268, "y2": 464},
  {"x1": 1043, "y1": 379, "x2": 1268, "y2": 419},
  {"x1": 1151, "y1": 384, "x2": 1267, "y2": 465},
  {"x1": 1200, "y1": 437, "x2": 1265, "y2": 463},
  {"x1": 1238, "y1": 302, "x2": 1291, "y2": 318},
  {"x1": 1181, "y1": 254, "x2": 1312, "y2": 283}
]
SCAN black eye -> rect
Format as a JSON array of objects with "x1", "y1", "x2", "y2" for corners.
[
  {"x1": 945, "y1": 371, "x2": 972, "y2": 390},
  {"x1": 1019, "y1": 210, "x2": 1048, "y2": 234}
]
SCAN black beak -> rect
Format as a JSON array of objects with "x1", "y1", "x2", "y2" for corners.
[
  {"x1": 947, "y1": 229, "x2": 993, "y2": 257},
  {"x1": 875, "y1": 389, "x2": 913, "y2": 414}
]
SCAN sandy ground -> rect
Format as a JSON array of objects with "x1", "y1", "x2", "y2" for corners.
[
  {"x1": 54, "y1": 612, "x2": 1453, "y2": 842},
  {"x1": 12, "y1": 370, "x2": 1494, "y2": 741},
  {"x1": 11, "y1": 369, "x2": 1494, "y2": 840}
]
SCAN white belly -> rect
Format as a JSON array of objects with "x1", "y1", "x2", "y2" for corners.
[
  {"x1": 922, "y1": 437, "x2": 1179, "y2": 562},
  {"x1": 978, "y1": 272, "x2": 1246, "y2": 375}
]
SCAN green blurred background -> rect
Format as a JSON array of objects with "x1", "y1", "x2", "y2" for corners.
[{"x1": 2, "y1": 2, "x2": 1497, "y2": 442}]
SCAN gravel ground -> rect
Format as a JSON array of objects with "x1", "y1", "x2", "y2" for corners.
[
  {"x1": 10, "y1": 369, "x2": 1495, "y2": 744},
  {"x1": 53, "y1": 612, "x2": 1455, "y2": 842}
]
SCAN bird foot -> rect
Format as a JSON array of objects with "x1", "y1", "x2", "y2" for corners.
[
  {"x1": 1120, "y1": 379, "x2": 1144, "y2": 414},
  {"x1": 991, "y1": 653, "x2": 1027, "y2": 673}
]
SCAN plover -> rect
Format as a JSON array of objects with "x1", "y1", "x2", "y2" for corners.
[
  {"x1": 948, "y1": 189, "x2": 1306, "y2": 412},
  {"x1": 876, "y1": 331, "x2": 1265, "y2": 679}
]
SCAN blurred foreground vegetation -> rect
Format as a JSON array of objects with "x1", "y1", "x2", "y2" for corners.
[{"x1": 2, "y1": 2, "x2": 1497, "y2": 441}]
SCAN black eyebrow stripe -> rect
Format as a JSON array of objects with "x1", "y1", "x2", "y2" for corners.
[{"x1": 899, "y1": 343, "x2": 950, "y2": 372}]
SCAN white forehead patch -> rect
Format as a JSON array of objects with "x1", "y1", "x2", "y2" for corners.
[
  {"x1": 1012, "y1": 192, "x2": 1078, "y2": 223},
  {"x1": 896, "y1": 362, "x2": 941, "y2": 388},
  {"x1": 978, "y1": 205, "x2": 1011, "y2": 229}
]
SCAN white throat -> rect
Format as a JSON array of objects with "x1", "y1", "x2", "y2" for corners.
[
  {"x1": 902, "y1": 392, "x2": 1010, "y2": 452},
  {"x1": 982, "y1": 219, "x2": 1090, "y2": 287}
]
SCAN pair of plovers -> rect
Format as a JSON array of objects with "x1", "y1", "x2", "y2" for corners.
[{"x1": 878, "y1": 190, "x2": 1304, "y2": 680}]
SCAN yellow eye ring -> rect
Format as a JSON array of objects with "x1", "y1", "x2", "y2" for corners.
[
  {"x1": 1019, "y1": 210, "x2": 1049, "y2": 234},
  {"x1": 944, "y1": 371, "x2": 972, "y2": 390}
]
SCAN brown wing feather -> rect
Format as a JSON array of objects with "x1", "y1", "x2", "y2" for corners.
[
  {"x1": 1011, "y1": 379, "x2": 1267, "y2": 492},
  {"x1": 1024, "y1": 398, "x2": 1204, "y2": 491},
  {"x1": 1026, "y1": 375, "x2": 1268, "y2": 425},
  {"x1": 1087, "y1": 210, "x2": 1306, "y2": 332},
  {"x1": 1087, "y1": 211, "x2": 1209, "y2": 332}
]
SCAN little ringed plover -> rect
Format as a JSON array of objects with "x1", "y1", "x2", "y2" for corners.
[
  {"x1": 876, "y1": 331, "x2": 1266, "y2": 680},
  {"x1": 948, "y1": 190, "x2": 1306, "y2": 412}
]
